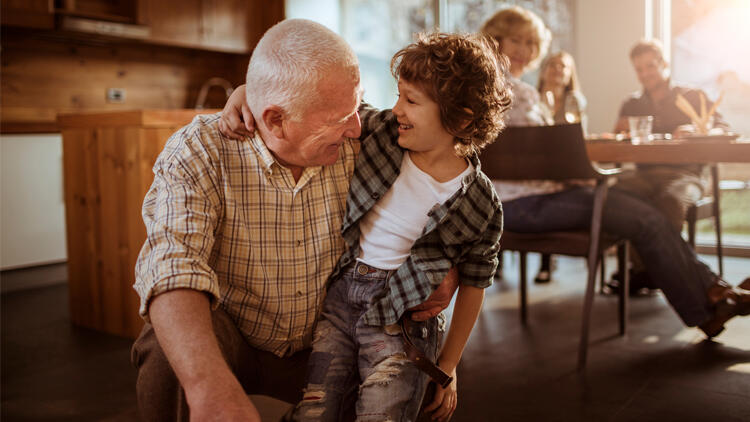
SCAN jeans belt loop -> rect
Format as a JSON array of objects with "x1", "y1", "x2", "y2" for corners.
[{"x1": 400, "y1": 313, "x2": 453, "y2": 388}]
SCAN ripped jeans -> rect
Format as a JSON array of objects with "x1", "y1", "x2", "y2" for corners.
[{"x1": 291, "y1": 262, "x2": 444, "y2": 422}]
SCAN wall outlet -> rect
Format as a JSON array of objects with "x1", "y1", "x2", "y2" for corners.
[{"x1": 106, "y1": 88, "x2": 126, "y2": 103}]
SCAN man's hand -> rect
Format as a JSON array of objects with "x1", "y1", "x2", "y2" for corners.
[
  {"x1": 218, "y1": 84, "x2": 255, "y2": 140},
  {"x1": 409, "y1": 267, "x2": 459, "y2": 321},
  {"x1": 149, "y1": 290, "x2": 261, "y2": 422}
]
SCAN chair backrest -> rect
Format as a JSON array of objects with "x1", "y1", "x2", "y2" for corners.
[{"x1": 480, "y1": 123, "x2": 606, "y2": 181}]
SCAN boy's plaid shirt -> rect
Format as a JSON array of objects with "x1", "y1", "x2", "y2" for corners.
[{"x1": 335, "y1": 106, "x2": 504, "y2": 326}]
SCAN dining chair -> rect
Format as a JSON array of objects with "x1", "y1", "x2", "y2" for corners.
[
  {"x1": 480, "y1": 123, "x2": 628, "y2": 371},
  {"x1": 686, "y1": 163, "x2": 723, "y2": 276}
]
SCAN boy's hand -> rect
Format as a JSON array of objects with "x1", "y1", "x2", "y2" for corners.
[
  {"x1": 409, "y1": 267, "x2": 459, "y2": 321},
  {"x1": 218, "y1": 84, "x2": 255, "y2": 139},
  {"x1": 423, "y1": 370, "x2": 458, "y2": 421}
]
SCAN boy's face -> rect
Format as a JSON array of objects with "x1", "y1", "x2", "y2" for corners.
[{"x1": 392, "y1": 80, "x2": 455, "y2": 157}]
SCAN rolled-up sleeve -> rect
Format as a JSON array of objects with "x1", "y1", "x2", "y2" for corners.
[
  {"x1": 457, "y1": 200, "x2": 503, "y2": 289},
  {"x1": 134, "y1": 129, "x2": 222, "y2": 323}
]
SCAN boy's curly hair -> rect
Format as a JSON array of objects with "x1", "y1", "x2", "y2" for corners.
[{"x1": 391, "y1": 32, "x2": 512, "y2": 157}]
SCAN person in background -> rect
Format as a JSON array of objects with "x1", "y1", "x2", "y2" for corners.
[
  {"x1": 538, "y1": 50, "x2": 587, "y2": 130},
  {"x1": 480, "y1": 6, "x2": 557, "y2": 284},
  {"x1": 611, "y1": 39, "x2": 730, "y2": 293},
  {"x1": 481, "y1": 23, "x2": 750, "y2": 340},
  {"x1": 131, "y1": 19, "x2": 455, "y2": 422},
  {"x1": 535, "y1": 50, "x2": 588, "y2": 283}
]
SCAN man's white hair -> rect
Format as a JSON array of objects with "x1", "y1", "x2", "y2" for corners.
[{"x1": 246, "y1": 19, "x2": 359, "y2": 121}]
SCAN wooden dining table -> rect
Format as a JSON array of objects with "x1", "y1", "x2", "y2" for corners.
[{"x1": 585, "y1": 137, "x2": 750, "y2": 164}]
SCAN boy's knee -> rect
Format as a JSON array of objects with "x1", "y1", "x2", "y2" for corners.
[{"x1": 360, "y1": 353, "x2": 409, "y2": 388}]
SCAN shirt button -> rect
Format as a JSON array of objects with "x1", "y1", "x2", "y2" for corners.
[
  {"x1": 371, "y1": 192, "x2": 380, "y2": 199},
  {"x1": 296, "y1": 290, "x2": 303, "y2": 296},
  {"x1": 296, "y1": 240, "x2": 302, "y2": 247}
]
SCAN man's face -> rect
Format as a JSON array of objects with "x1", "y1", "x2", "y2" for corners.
[
  {"x1": 278, "y1": 71, "x2": 362, "y2": 168},
  {"x1": 632, "y1": 51, "x2": 669, "y2": 93}
]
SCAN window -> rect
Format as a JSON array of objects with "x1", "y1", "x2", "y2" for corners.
[{"x1": 670, "y1": 0, "x2": 750, "y2": 249}]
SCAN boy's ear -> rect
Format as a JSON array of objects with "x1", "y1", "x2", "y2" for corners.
[{"x1": 261, "y1": 106, "x2": 286, "y2": 139}]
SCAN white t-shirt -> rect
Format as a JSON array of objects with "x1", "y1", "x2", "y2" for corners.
[{"x1": 357, "y1": 152, "x2": 473, "y2": 270}]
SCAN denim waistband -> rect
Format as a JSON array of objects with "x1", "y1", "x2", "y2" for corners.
[{"x1": 344, "y1": 261, "x2": 396, "y2": 281}]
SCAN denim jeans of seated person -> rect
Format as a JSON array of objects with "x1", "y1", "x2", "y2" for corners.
[
  {"x1": 291, "y1": 262, "x2": 444, "y2": 422},
  {"x1": 502, "y1": 185, "x2": 717, "y2": 327}
]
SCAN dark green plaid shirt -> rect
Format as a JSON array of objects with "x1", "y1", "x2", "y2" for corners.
[{"x1": 328, "y1": 105, "x2": 504, "y2": 326}]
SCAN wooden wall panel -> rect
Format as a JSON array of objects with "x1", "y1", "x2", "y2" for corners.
[{"x1": 1, "y1": 28, "x2": 248, "y2": 132}]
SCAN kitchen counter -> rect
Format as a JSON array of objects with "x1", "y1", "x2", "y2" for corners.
[{"x1": 58, "y1": 109, "x2": 218, "y2": 338}]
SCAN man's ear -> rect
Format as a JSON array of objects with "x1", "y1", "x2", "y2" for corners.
[{"x1": 261, "y1": 106, "x2": 286, "y2": 139}]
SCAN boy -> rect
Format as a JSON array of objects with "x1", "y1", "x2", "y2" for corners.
[{"x1": 223, "y1": 32, "x2": 510, "y2": 421}]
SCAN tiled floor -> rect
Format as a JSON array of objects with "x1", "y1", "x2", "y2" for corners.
[{"x1": 2, "y1": 254, "x2": 749, "y2": 421}]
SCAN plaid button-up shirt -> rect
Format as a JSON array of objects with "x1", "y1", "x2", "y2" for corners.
[
  {"x1": 134, "y1": 113, "x2": 357, "y2": 357},
  {"x1": 332, "y1": 107, "x2": 504, "y2": 326}
]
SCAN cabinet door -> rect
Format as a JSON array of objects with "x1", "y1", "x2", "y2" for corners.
[
  {"x1": 200, "y1": 0, "x2": 250, "y2": 53},
  {"x1": 1, "y1": 0, "x2": 54, "y2": 29},
  {"x1": 144, "y1": 0, "x2": 203, "y2": 48}
]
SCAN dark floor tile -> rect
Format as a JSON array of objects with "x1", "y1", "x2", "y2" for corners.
[{"x1": 2, "y1": 254, "x2": 748, "y2": 421}]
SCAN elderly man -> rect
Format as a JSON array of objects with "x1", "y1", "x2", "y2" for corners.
[{"x1": 131, "y1": 19, "x2": 453, "y2": 421}]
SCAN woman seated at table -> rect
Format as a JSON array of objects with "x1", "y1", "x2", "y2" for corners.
[
  {"x1": 538, "y1": 50, "x2": 587, "y2": 130},
  {"x1": 534, "y1": 50, "x2": 588, "y2": 283},
  {"x1": 479, "y1": 6, "x2": 557, "y2": 283}
]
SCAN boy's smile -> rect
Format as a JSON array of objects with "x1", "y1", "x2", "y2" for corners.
[{"x1": 392, "y1": 80, "x2": 455, "y2": 159}]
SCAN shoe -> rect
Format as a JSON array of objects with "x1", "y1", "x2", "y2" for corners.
[
  {"x1": 534, "y1": 270, "x2": 552, "y2": 284},
  {"x1": 699, "y1": 279, "x2": 750, "y2": 338},
  {"x1": 605, "y1": 270, "x2": 657, "y2": 296}
]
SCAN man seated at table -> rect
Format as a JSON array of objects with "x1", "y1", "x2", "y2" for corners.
[{"x1": 612, "y1": 39, "x2": 730, "y2": 292}]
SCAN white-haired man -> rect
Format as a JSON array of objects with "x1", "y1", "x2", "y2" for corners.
[{"x1": 131, "y1": 19, "x2": 455, "y2": 421}]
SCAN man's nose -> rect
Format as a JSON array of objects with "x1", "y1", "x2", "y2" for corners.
[{"x1": 343, "y1": 111, "x2": 361, "y2": 139}]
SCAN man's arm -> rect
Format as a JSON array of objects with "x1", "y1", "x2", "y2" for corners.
[
  {"x1": 149, "y1": 290, "x2": 261, "y2": 421},
  {"x1": 409, "y1": 267, "x2": 459, "y2": 321},
  {"x1": 135, "y1": 132, "x2": 259, "y2": 421}
]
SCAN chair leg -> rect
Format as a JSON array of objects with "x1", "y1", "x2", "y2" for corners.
[
  {"x1": 578, "y1": 251, "x2": 600, "y2": 371},
  {"x1": 618, "y1": 243, "x2": 630, "y2": 335},
  {"x1": 519, "y1": 251, "x2": 528, "y2": 325},
  {"x1": 599, "y1": 251, "x2": 606, "y2": 293},
  {"x1": 687, "y1": 214, "x2": 697, "y2": 248},
  {"x1": 711, "y1": 165, "x2": 723, "y2": 276}
]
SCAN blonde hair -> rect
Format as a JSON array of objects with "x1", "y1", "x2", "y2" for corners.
[
  {"x1": 480, "y1": 6, "x2": 551, "y2": 71},
  {"x1": 538, "y1": 50, "x2": 581, "y2": 94}
]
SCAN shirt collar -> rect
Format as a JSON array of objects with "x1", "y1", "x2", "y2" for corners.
[{"x1": 249, "y1": 131, "x2": 281, "y2": 176}]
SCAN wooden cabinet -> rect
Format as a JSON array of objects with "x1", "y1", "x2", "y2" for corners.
[
  {"x1": 145, "y1": 0, "x2": 258, "y2": 53},
  {"x1": 1, "y1": 0, "x2": 283, "y2": 54},
  {"x1": 58, "y1": 109, "x2": 218, "y2": 338},
  {"x1": 1, "y1": 0, "x2": 55, "y2": 29},
  {"x1": 55, "y1": 0, "x2": 143, "y2": 23}
]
